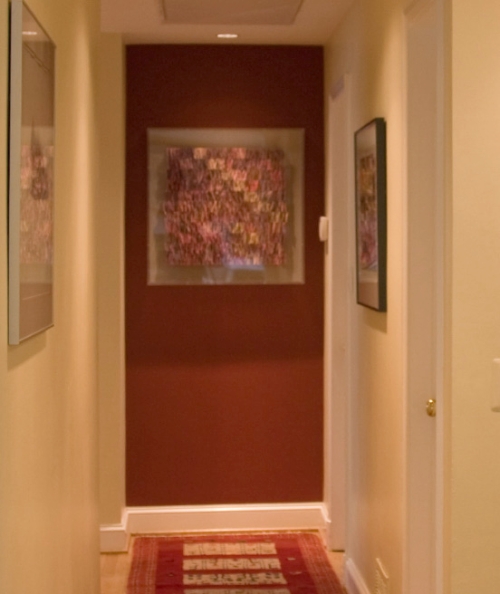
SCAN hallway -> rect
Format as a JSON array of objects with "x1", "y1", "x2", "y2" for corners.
[{"x1": 2, "y1": 0, "x2": 500, "y2": 593}]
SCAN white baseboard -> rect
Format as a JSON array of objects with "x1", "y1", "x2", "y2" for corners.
[
  {"x1": 345, "y1": 558, "x2": 371, "y2": 594},
  {"x1": 100, "y1": 503, "x2": 328, "y2": 552},
  {"x1": 126, "y1": 502, "x2": 329, "y2": 536},
  {"x1": 100, "y1": 511, "x2": 130, "y2": 553}
]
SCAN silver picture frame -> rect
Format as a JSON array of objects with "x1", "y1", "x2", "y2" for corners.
[
  {"x1": 8, "y1": 0, "x2": 56, "y2": 344},
  {"x1": 147, "y1": 128, "x2": 305, "y2": 286}
]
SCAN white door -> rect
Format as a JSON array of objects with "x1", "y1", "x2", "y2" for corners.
[{"x1": 404, "y1": 0, "x2": 444, "y2": 591}]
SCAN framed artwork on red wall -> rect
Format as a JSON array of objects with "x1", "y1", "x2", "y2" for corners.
[{"x1": 147, "y1": 128, "x2": 305, "y2": 285}]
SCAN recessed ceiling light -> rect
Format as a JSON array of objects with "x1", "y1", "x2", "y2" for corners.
[{"x1": 217, "y1": 33, "x2": 238, "y2": 39}]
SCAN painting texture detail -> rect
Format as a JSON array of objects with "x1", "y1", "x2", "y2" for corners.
[
  {"x1": 20, "y1": 126, "x2": 53, "y2": 265},
  {"x1": 163, "y1": 147, "x2": 289, "y2": 267},
  {"x1": 357, "y1": 153, "x2": 378, "y2": 272}
]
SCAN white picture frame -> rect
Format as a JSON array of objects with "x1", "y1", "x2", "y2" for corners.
[{"x1": 147, "y1": 128, "x2": 305, "y2": 285}]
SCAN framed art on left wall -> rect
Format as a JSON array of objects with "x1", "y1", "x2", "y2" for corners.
[{"x1": 8, "y1": 0, "x2": 55, "y2": 344}]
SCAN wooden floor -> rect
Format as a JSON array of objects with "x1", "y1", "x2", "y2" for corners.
[
  {"x1": 100, "y1": 533, "x2": 346, "y2": 594},
  {"x1": 100, "y1": 537, "x2": 134, "y2": 594}
]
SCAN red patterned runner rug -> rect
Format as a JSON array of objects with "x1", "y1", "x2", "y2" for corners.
[{"x1": 127, "y1": 532, "x2": 344, "y2": 594}]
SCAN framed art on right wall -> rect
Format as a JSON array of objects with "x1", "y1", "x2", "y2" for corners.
[{"x1": 354, "y1": 117, "x2": 387, "y2": 311}]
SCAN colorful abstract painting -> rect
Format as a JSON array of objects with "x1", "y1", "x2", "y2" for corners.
[
  {"x1": 163, "y1": 147, "x2": 289, "y2": 267},
  {"x1": 357, "y1": 152, "x2": 378, "y2": 272},
  {"x1": 354, "y1": 117, "x2": 387, "y2": 311},
  {"x1": 20, "y1": 126, "x2": 54, "y2": 266}
]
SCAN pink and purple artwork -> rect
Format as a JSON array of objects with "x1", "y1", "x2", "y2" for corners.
[
  {"x1": 20, "y1": 127, "x2": 54, "y2": 267},
  {"x1": 163, "y1": 147, "x2": 289, "y2": 267},
  {"x1": 357, "y1": 153, "x2": 378, "y2": 272}
]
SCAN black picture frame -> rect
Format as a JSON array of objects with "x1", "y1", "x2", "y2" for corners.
[
  {"x1": 354, "y1": 118, "x2": 387, "y2": 311},
  {"x1": 147, "y1": 128, "x2": 305, "y2": 286}
]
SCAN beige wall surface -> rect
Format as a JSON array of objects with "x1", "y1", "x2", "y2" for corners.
[
  {"x1": 325, "y1": 0, "x2": 406, "y2": 591},
  {"x1": 449, "y1": 0, "x2": 500, "y2": 591},
  {"x1": 96, "y1": 33, "x2": 125, "y2": 527},
  {"x1": 0, "y1": 0, "x2": 104, "y2": 591}
]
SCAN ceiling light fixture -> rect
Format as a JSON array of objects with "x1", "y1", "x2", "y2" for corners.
[
  {"x1": 217, "y1": 33, "x2": 238, "y2": 39},
  {"x1": 22, "y1": 30, "x2": 38, "y2": 36}
]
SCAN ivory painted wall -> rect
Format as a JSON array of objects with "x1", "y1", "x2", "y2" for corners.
[
  {"x1": 325, "y1": 1, "x2": 406, "y2": 591},
  {"x1": 96, "y1": 33, "x2": 126, "y2": 527},
  {"x1": 0, "y1": 0, "x2": 106, "y2": 591},
  {"x1": 448, "y1": 0, "x2": 500, "y2": 590}
]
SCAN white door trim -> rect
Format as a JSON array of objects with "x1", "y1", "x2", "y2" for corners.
[
  {"x1": 345, "y1": 558, "x2": 371, "y2": 594},
  {"x1": 403, "y1": 0, "x2": 445, "y2": 591},
  {"x1": 323, "y1": 73, "x2": 353, "y2": 551}
]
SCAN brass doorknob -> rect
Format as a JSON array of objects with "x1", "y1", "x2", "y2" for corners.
[{"x1": 426, "y1": 399, "x2": 436, "y2": 417}]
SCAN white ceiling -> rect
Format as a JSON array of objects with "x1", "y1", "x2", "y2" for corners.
[
  {"x1": 161, "y1": 0, "x2": 304, "y2": 26},
  {"x1": 101, "y1": 0, "x2": 353, "y2": 45}
]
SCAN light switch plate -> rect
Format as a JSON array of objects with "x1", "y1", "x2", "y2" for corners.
[
  {"x1": 318, "y1": 216, "x2": 329, "y2": 242},
  {"x1": 491, "y1": 359, "x2": 500, "y2": 412}
]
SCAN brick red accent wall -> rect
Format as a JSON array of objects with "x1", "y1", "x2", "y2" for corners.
[{"x1": 126, "y1": 45, "x2": 324, "y2": 505}]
